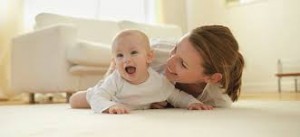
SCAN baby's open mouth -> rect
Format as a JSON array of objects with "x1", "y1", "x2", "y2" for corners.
[{"x1": 125, "y1": 66, "x2": 136, "y2": 74}]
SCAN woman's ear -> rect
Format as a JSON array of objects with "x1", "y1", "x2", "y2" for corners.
[
  {"x1": 146, "y1": 50, "x2": 155, "y2": 63},
  {"x1": 205, "y1": 73, "x2": 222, "y2": 84}
]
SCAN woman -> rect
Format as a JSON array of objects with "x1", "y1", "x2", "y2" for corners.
[{"x1": 69, "y1": 25, "x2": 244, "y2": 109}]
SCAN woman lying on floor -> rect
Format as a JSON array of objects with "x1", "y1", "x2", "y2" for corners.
[{"x1": 69, "y1": 25, "x2": 245, "y2": 111}]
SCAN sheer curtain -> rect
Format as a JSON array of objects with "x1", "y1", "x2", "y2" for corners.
[
  {"x1": 0, "y1": 0, "x2": 23, "y2": 99},
  {"x1": 23, "y1": 0, "x2": 156, "y2": 30}
]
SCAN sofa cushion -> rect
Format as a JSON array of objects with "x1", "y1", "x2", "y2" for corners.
[
  {"x1": 67, "y1": 39, "x2": 175, "y2": 75},
  {"x1": 69, "y1": 65, "x2": 109, "y2": 75},
  {"x1": 67, "y1": 40, "x2": 112, "y2": 66},
  {"x1": 35, "y1": 13, "x2": 120, "y2": 44}
]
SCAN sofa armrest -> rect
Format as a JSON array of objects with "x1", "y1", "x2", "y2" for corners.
[{"x1": 11, "y1": 24, "x2": 79, "y2": 93}]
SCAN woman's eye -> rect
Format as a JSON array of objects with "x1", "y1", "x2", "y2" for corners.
[
  {"x1": 131, "y1": 51, "x2": 138, "y2": 55},
  {"x1": 116, "y1": 53, "x2": 123, "y2": 58}
]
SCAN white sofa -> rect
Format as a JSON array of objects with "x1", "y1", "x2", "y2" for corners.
[{"x1": 11, "y1": 13, "x2": 183, "y2": 103}]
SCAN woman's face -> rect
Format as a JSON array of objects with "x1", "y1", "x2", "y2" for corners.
[{"x1": 165, "y1": 35, "x2": 209, "y2": 84}]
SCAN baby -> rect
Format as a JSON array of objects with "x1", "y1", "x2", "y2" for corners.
[{"x1": 87, "y1": 29, "x2": 204, "y2": 114}]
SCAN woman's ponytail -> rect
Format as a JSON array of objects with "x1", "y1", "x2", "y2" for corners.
[{"x1": 227, "y1": 52, "x2": 244, "y2": 101}]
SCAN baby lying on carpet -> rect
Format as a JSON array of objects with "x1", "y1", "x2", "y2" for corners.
[{"x1": 86, "y1": 29, "x2": 205, "y2": 114}]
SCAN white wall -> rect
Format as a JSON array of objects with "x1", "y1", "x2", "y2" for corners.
[
  {"x1": 185, "y1": 0, "x2": 300, "y2": 92},
  {"x1": 156, "y1": 0, "x2": 188, "y2": 32}
]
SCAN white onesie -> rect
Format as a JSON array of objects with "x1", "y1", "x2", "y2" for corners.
[{"x1": 86, "y1": 68, "x2": 201, "y2": 113}]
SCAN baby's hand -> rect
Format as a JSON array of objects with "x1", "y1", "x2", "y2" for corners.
[
  {"x1": 187, "y1": 103, "x2": 214, "y2": 110},
  {"x1": 150, "y1": 101, "x2": 168, "y2": 109},
  {"x1": 103, "y1": 104, "x2": 129, "y2": 114}
]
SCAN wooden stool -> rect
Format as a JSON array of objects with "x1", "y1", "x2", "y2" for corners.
[
  {"x1": 276, "y1": 59, "x2": 300, "y2": 93},
  {"x1": 276, "y1": 73, "x2": 300, "y2": 92}
]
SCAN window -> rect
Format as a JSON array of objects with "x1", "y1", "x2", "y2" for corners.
[
  {"x1": 226, "y1": 0, "x2": 266, "y2": 6},
  {"x1": 96, "y1": 0, "x2": 145, "y2": 21}
]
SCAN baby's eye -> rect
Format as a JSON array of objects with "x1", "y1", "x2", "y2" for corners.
[
  {"x1": 116, "y1": 53, "x2": 123, "y2": 58},
  {"x1": 131, "y1": 51, "x2": 138, "y2": 55}
]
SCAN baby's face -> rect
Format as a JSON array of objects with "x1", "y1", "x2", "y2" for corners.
[{"x1": 112, "y1": 34, "x2": 152, "y2": 84}]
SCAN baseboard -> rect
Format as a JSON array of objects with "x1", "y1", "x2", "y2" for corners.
[{"x1": 242, "y1": 80, "x2": 299, "y2": 92}]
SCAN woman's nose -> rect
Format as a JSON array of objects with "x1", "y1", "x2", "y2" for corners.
[{"x1": 167, "y1": 55, "x2": 176, "y2": 72}]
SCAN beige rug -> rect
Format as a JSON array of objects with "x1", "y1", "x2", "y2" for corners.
[{"x1": 1, "y1": 100, "x2": 299, "y2": 137}]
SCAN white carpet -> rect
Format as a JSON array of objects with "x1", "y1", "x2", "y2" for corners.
[{"x1": 1, "y1": 100, "x2": 300, "y2": 137}]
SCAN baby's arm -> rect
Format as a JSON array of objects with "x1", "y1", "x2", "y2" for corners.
[
  {"x1": 88, "y1": 86, "x2": 117, "y2": 113},
  {"x1": 88, "y1": 72, "x2": 129, "y2": 114}
]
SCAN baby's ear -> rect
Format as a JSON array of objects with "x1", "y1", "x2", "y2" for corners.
[{"x1": 146, "y1": 50, "x2": 155, "y2": 63}]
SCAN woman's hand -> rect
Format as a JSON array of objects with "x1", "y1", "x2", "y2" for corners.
[
  {"x1": 150, "y1": 101, "x2": 168, "y2": 109},
  {"x1": 187, "y1": 103, "x2": 214, "y2": 110},
  {"x1": 103, "y1": 104, "x2": 129, "y2": 114}
]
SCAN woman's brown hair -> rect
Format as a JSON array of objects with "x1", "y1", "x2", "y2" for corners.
[{"x1": 189, "y1": 25, "x2": 245, "y2": 102}]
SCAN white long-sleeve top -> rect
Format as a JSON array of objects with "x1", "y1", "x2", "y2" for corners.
[
  {"x1": 197, "y1": 83, "x2": 232, "y2": 108},
  {"x1": 86, "y1": 68, "x2": 201, "y2": 113}
]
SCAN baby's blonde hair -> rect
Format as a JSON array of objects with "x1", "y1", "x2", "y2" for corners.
[{"x1": 112, "y1": 29, "x2": 150, "y2": 52}]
